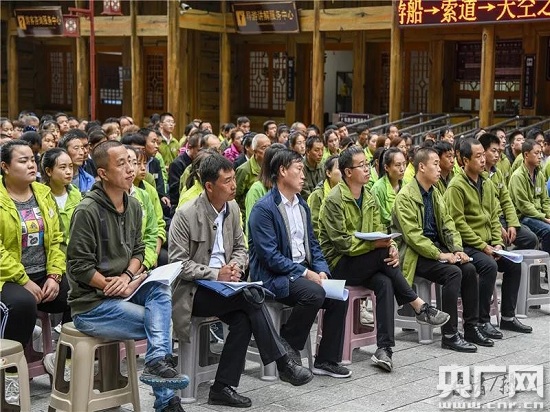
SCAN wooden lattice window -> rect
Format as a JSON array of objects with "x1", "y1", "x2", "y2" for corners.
[
  {"x1": 46, "y1": 48, "x2": 73, "y2": 108},
  {"x1": 143, "y1": 48, "x2": 166, "y2": 115},
  {"x1": 245, "y1": 46, "x2": 287, "y2": 115},
  {"x1": 408, "y1": 50, "x2": 429, "y2": 113}
]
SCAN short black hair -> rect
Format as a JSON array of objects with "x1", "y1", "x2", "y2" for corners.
[
  {"x1": 527, "y1": 128, "x2": 544, "y2": 141},
  {"x1": 20, "y1": 131, "x2": 42, "y2": 147},
  {"x1": 478, "y1": 133, "x2": 500, "y2": 151},
  {"x1": 433, "y1": 141, "x2": 453, "y2": 157},
  {"x1": 237, "y1": 116, "x2": 250, "y2": 126},
  {"x1": 413, "y1": 147, "x2": 438, "y2": 173},
  {"x1": 263, "y1": 120, "x2": 276, "y2": 132},
  {"x1": 324, "y1": 154, "x2": 339, "y2": 175},
  {"x1": 199, "y1": 153, "x2": 234, "y2": 187},
  {"x1": 58, "y1": 129, "x2": 87, "y2": 149},
  {"x1": 521, "y1": 139, "x2": 540, "y2": 156},
  {"x1": 338, "y1": 145, "x2": 364, "y2": 177},
  {"x1": 92, "y1": 140, "x2": 123, "y2": 171},
  {"x1": 120, "y1": 134, "x2": 145, "y2": 146},
  {"x1": 508, "y1": 129, "x2": 523, "y2": 144},
  {"x1": 270, "y1": 149, "x2": 303, "y2": 184},
  {"x1": 0, "y1": 140, "x2": 31, "y2": 174},
  {"x1": 459, "y1": 138, "x2": 482, "y2": 161},
  {"x1": 159, "y1": 112, "x2": 174, "y2": 123},
  {"x1": 305, "y1": 136, "x2": 323, "y2": 152}
]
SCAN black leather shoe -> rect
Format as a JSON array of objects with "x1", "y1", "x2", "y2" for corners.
[
  {"x1": 442, "y1": 333, "x2": 477, "y2": 353},
  {"x1": 208, "y1": 386, "x2": 252, "y2": 408},
  {"x1": 479, "y1": 322, "x2": 503, "y2": 339},
  {"x1": 280, "y1": 337, "x2": 302, "y2": 366},
  {"x1": 500, "y1": 317, "x2": 533, "y2": 333},
  {"x1": 464, "y1": 326, "x2": 494, "y2": 347},
  {"x1": 278, "y1": 357, "x2": 314, "y2": 386}
]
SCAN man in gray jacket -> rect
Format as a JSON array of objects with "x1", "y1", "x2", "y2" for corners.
[{"x1": 169, "y1": 154, "x2": 313, "y2": 409}]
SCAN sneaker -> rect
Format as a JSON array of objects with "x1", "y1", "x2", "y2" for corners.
[
  {"x1": 371, "y1": 347, "x2": 393, "y2": 372},
  {"x1": 415, "y1": 303, "x2": 450, "y2": 327},
  {"x1": 360, "y1": 304, "x2": 375, "y2": 326},
  {"x1": 43, "y1": 352, "x2": 56, "y2": 377},
  {"x1": 140, "y1": 354, "x2": 190, "y2": 390},
  {"x1": 209, "y1": 322, "x2": 224, "y2": 343},
  {"x1": 312, "y1": 359, "x2": 351, "y2": 378},
  {"x1": 5, "y1": 377, "x2": 19, "y2": 404},
  {"x1": 53, "y1": 322, "x2": 62, "y2": 334},
  {"x1": 162, "y1": 396, "x2": 185, "y2": 412}
]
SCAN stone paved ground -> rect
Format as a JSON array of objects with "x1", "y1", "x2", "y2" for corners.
[{"x1": 15, "y1": 291, "x2": 550, "y2": 412}]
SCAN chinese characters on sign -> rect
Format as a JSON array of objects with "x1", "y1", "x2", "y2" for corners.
[
  {"x1": 398, "y1": 0, "x2": 550, "y2": 27},
  {"x1": 233, "y1": 2, "x2": 300, "y2": 34},
  {"x1": 523, "y1": 55, "x2": 536, "y2": 109},
  {"x1": 15, "y1": 6, "x2": 63, "y2": 37}
]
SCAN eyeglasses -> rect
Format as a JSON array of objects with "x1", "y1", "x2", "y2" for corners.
[{"x1": 348, "y1": 162, "x2": 370, "y2": 171}]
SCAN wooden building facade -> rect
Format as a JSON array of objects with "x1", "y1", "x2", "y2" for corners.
[{"x1": 1, "y1": 1, "x2": 549, "y2": 136}]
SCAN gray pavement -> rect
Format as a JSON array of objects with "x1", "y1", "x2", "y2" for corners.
[{"x1": 16, "y1": 297, "x2": 550, "y2": 411}]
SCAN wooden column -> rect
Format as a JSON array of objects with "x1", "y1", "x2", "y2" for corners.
[
  {"x1": 130, "y1": 0, "x2": 144, "y2": 126},
  {"x1": 428, "y1": 40, "x2": 444, "y2": 114},
  {"x1": 179, "y1": 28, "x2": 190, "y2": 128},
  {"x1": 219, "y1": 1, "x2": 231, "y2": 127},
  {"x1": 74, "y1": 0, "x2": 89, "y2": 119},
  {"x1": 285, "y1": 34, "x2": 297, "y2": 125},
  {"x1": 352, "y1": 31, "x2": 366, "y2": 114},
  {"x1": 311, "y1": 0, "x2": 325, "y2": 127},
  {"x1": 389, "y1": 6, "x2": 403, "y2": 121},
  {"x1": 167, "y1": 0, "x2": 181, "y2": 137},
  {"x1": 7, "y1": 28, "x2": 18, "y2": 119},
  {"x1": 479, "y1": 26, "x2": 495, "y2": 128}
]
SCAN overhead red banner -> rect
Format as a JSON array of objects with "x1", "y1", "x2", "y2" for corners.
[{"x1": 397, "y1": 0, "x2": 550, "y2": 27}]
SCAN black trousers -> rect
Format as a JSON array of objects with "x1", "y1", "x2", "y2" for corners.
[
  {"x1": 277, "y1": 277, "x2": 347, "y2": 364},
  {"x1": 0, "y1": 275, "x2": 71, "y2": 345},
  {"x1": 192, "y1": 286, "x2": 285, "y2": 388},
  {"x1": 464, "y1": 247, "x2": 522, "y2": 321},
  {"x1": 332, "y1": 248, "x2": 418, "y2": 348},
  {"x1": 415, "y1": 255, "x2": 478, "y2": 334}
]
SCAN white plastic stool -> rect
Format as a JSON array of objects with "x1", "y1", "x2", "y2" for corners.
[
  {"x1": 1, "y1": 339, "x2": 31, "y2": 412},
  {"x1": 48, "y1": 322, "x2": 141, "y2": 412},
  {"x1": 246, "y1": 301, "x2": 313, "y2": 381},
  {"x1": 394, "y1": 277, "x2": 435, "y2": 344},
  {"x1": 514, "y1": 250, "x2": 550, "y2": 318},
  {"x1": 177, "y1": 317, "x2": 220, "y2": 404}
]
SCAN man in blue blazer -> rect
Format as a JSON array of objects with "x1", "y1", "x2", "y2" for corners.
[{"x1": 248, "y1": 149, "x2": 351, "y2": 378}]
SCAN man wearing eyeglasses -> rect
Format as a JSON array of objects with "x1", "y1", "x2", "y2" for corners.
[
  {"x1": 318, "y1": 146, "x2": 450, "y2": 372},
  {"x1": 170, "y1": 153, "x2": 313, "y2": 408}
]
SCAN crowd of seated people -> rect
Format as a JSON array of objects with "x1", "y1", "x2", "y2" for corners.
[{"x1": 0, "y1": 109, "x2": 548, "y2": 411}]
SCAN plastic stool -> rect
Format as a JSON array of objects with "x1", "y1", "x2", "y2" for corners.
[
  {"x1": 48, "y1": 322, "x2": 140, "y2": 412},
  {"x1": 514, "y1": 250, "x2": 550, "y2": 318},
  {"x1": 246, "y1": 301, "x2": 314, "y2": 380},
  {"x1": 317, "y1": 286, "x2": 377, "y2": 365},
  {"x1": 1, "y1": 339, "x2": 31, "y2": 412},
  {"x1": 24, "y1": 311, "x2": 53, "y2": 379},
  {"x1": 177, "y1": 317, "x2": 220, "y2": 404},
  {"x1": 394, "y1": 277, "x2": 435, "y2": 344}
]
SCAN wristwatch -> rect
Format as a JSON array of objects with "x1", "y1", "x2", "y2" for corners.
[{"x1": 47, "y1": 274, "x2": 62, "y2": 284}]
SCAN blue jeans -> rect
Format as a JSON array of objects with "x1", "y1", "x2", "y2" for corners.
[
  {"x1": 73, "y1": 282, "x2": 174, "y2": 411},
  {"x1": 521, "y1": 217, "x2": 550, "y2": 253}
]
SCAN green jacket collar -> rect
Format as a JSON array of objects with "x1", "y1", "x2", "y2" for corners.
[{"x1": 0, "y1": 178, "x2": 52, "y2": 210}]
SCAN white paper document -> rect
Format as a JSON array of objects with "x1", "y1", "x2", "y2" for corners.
[
  {"x1": 321, "y1": 279, "x2": 349, "y2": 301},
  {"x1": 354, "y1": 232, "x2": 402, "y2": 241},
  {"x1": 217, "y1": 281, "x2": 264, "y2": 291},
  {"x1": 123, "y1": 262, "x2": 183, "y2": 301},
  {"x1": 493, "y1": 250, "x2": 523, "y2": 263}
]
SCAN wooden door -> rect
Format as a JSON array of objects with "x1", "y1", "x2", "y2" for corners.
[{"x1": 97, "y1": 51, "x2": 123, "y2": 122}]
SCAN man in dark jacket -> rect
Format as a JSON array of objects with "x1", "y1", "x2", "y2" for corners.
[
  {"x1": 248, "y1": 149, "x2": 351, "y2": 379},
  {"x1": 66, "y1": 140, "x2": 189, "y2": 412}
]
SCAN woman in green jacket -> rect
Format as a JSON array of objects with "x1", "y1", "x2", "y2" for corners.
[
  {"x1": 0, "y1": 140, "x2": 70, "y2": 347},
  {"x1": 307, "y1": 154, "x2": 341, "y2": 240},
  {"x1": 41, "y1": 148, "x2": 82, "y2": 251},
  {"x1": 371, "y1": 148, "x2": 406, "y2": 231}
]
